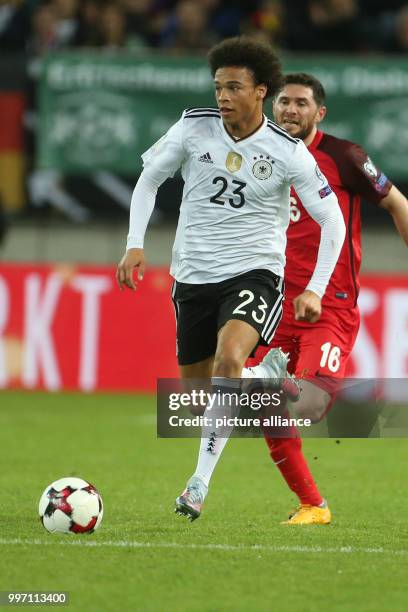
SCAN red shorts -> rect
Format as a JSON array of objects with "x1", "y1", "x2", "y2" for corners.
[{"x1": 247, "y1": 301, "x2": 360, "y2": 397}]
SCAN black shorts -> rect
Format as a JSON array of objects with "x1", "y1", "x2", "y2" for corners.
[{"x1": 172, "y1": 269, "x2": 284, "y2": 366}]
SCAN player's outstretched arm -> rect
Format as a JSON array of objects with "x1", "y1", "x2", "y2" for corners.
[
  {"x1": 116, "y1": 248, "x2": 146, "y2": 291},
  {"x1": 379, "y1": 185, "x2": 408, "y2": 246}
]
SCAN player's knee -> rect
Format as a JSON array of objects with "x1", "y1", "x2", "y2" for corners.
[{"x1": 213, "y1": 346, "x2": 244, "y2": 377}]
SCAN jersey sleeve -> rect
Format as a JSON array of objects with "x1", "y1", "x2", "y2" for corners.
[
  {"x1": 126, "y1": 114, "x2": 186, "y2": 250},
  {"x1": 286, "y1": 140, "x2": 346, "y2": 298},
  {"x1": 339, "y1": 143, "x2": 392, "y2": 203},
  {"x1": 141, "y1": 114, "x2": 186, "y2": 180},
  {"x1": 286, "y1": 139, "x2": 333, "y2": 202}
]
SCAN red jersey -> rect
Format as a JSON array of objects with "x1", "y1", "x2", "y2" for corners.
[{"x1": 285, "y1": 130, "x2": 392, "y2": 309}]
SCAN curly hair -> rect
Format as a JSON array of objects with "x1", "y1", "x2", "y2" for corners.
[
  {"x1": 282, "y1": 73, "x2": 326, "y2": 106},
  {"x1": 208, "y1": 36, "x2": 283, "y2": 100}
]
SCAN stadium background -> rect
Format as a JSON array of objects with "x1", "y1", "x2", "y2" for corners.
[
  {"x1": 1, "y1": 0, "x2": 407, "y2": 393},
  {"x1": 1, "y1": 2, "x2": 408, "y2": 611}
]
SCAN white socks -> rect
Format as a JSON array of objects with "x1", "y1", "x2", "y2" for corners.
[
  {"x1": 193, "y1": 378, "x2": 240, "y2": 488},
  {"x1": 192, "y1": 368, "x2": 270, "y2": 488}
]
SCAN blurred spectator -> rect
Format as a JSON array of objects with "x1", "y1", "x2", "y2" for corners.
[
  {"x1": 27, "y1": 0, "x2": 79, "y2": 54},
  {"x1": 0, "y1": 0, "x2": 34, "y2": 50},
  {"x1": 394, "y1": 6, "x2": 408, "y2": 51},
  {"x1": 53, "y1": 0, "x2": 80, "y2": 46},
  {"x1": 285, "y1": 0, "x2": 362, "y2": 52},
  {"x1": 119, "y1": 0, "x2": 154, "y2": 48},
  {"x1": 3, "y1": 0, "x2": 408, "y2": 59},
  {"x1": 310, "y1": 0, "x2": 358, "y2": 24},
  {"x1": 99, "y1": 2, "x2": 128, "y2": 48},
  {"x1": 77, "y1": 0, "x2": 103, "y2": 47},
  {"x1": 247, "y1": 0, "x2": 284, "y2": 47},
  {"x1": 202, "y1": 0, "x2": 242, "y2": 39},
  {"x1": 27, "y1": 2, "x2": 59, "y2": 55},
  {"x1": 360, "y1": 0, "x2": 407, "y2": 18},
  {"x1": 159, "y1": 0, "x2": 217, "y2": 51},
  {"x1": 361, "y1": 4, "x2": 408, "y2": 53}
]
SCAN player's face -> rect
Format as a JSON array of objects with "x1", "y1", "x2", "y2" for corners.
[
  {"x1": 273, "y1": 84, "x2": 326, "y2": 141},
  {"x1": 214, "y1": 67, "x2": 266, "y2": 130}
]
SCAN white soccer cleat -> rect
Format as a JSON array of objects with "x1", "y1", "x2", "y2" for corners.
[
  {"x1": 249, "y1": 347, "x2": 301, "y2": 402},
  {"x1": 175, "y1": 476, "x2": 208, "y2": 522}
]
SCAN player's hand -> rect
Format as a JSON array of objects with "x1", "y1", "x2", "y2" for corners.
[
  {"x1": 293, "y1": 290, "x2": 322, "y2": 323},
  {"x1": 116, "y1": 248, "x2": 146, "y2": 291}
]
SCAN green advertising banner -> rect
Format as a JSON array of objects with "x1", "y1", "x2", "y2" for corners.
[{"x1": 38, "y1": 52, "x2": 408, "y2": 177}]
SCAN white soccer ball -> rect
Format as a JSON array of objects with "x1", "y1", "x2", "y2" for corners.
[{"x1": 39, "y1": 477, "x2": 103, "y2": 534}]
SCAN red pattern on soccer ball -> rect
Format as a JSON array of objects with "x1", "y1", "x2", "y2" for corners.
[{"x1": 70, "y1": 516, "x2": 98, "y2": 533}]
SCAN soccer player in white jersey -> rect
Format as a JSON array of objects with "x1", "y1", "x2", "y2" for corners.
[{"x1": 117, "y1": 37, "x2": 346, "y2": 521}]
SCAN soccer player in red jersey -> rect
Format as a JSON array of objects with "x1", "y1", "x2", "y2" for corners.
[{"x1": 248, "y1": 73, "x2": 408, "y2": 525}]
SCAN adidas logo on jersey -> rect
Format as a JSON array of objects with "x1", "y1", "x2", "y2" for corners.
[{"x1": 198, "y1": 152, "x2": 213, "y2": 164}]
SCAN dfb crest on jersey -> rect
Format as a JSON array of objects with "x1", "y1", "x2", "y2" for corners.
[
  {"x1": 225, "y1": 152, "x2": 242, "y2": 173},
  {"x1": 363, "y1": 157, "x2": 378, "y2": 178},
  {"x1": 252, "y1": 159, "x2": 273, "y2": 180}
]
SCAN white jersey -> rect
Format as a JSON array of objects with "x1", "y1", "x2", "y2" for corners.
[{"x1": 127, "y1": 108, "x2": 344, "y2": 294}]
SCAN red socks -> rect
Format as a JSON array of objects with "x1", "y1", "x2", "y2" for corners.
[{"x1": 265, "y1": 435, "x2": 323, "y2": 506}]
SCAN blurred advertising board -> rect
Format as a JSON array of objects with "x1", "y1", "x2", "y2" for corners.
[
  {"x1": 0, "y1": 263, "x2": 178, "y2": 392},
  {"x1": 0, "y1": 264, "x2": 407, "y2": 393},
  {"x1": 37, "y1": 53, "x2": 408, "y2": 178}
]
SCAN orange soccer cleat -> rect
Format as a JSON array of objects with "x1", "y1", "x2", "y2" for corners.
[{"x1": 282, "y1": 502, "x2": 331, "y2": 525}]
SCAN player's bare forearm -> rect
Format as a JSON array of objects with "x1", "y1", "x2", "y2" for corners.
[
  {"x1": 380, "y1": 185, "x2": 408, "y2": 246},
  {"x1": 116, "y1": 248, "x2": 146, "y2": 291},
  {"x1": 293, "y1": 290, "x2": 322, "y2": 323}
]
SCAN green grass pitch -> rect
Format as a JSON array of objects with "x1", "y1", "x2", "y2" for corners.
[{"x1": 1, "y1": 391, "x2": 408, "y2": 611}]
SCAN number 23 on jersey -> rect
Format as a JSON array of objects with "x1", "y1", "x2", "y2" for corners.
[{"x1": 210, "y1": 176, "x2": 247, "y2": 208}]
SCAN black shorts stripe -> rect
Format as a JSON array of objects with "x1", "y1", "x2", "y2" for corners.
[
  {"x1": 264, "y1": 304, "x2": 283, "y2": 344},
  {"x1": 171, "y1": 281, "x2": 178, "y2": 318},
  {"x1": 171, "y1": 281, "x2": 180, "y2": 317},
  {"x1": 261, "y1": 292, "x2": 282, "y2": 334},
  {"x1": 171, "y1": 281, "x2": 180, "y2": 356},
  {"x1": 262, "y1": 292, "x2": 283, "y2": 342},
  {"x1": 262, "y1": 299, "x2": 283, "y2": 344}
]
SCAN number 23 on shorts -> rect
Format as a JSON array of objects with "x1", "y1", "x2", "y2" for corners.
[{"x1": 233, "y1": 289, "x2": 269, "y2": 324}]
